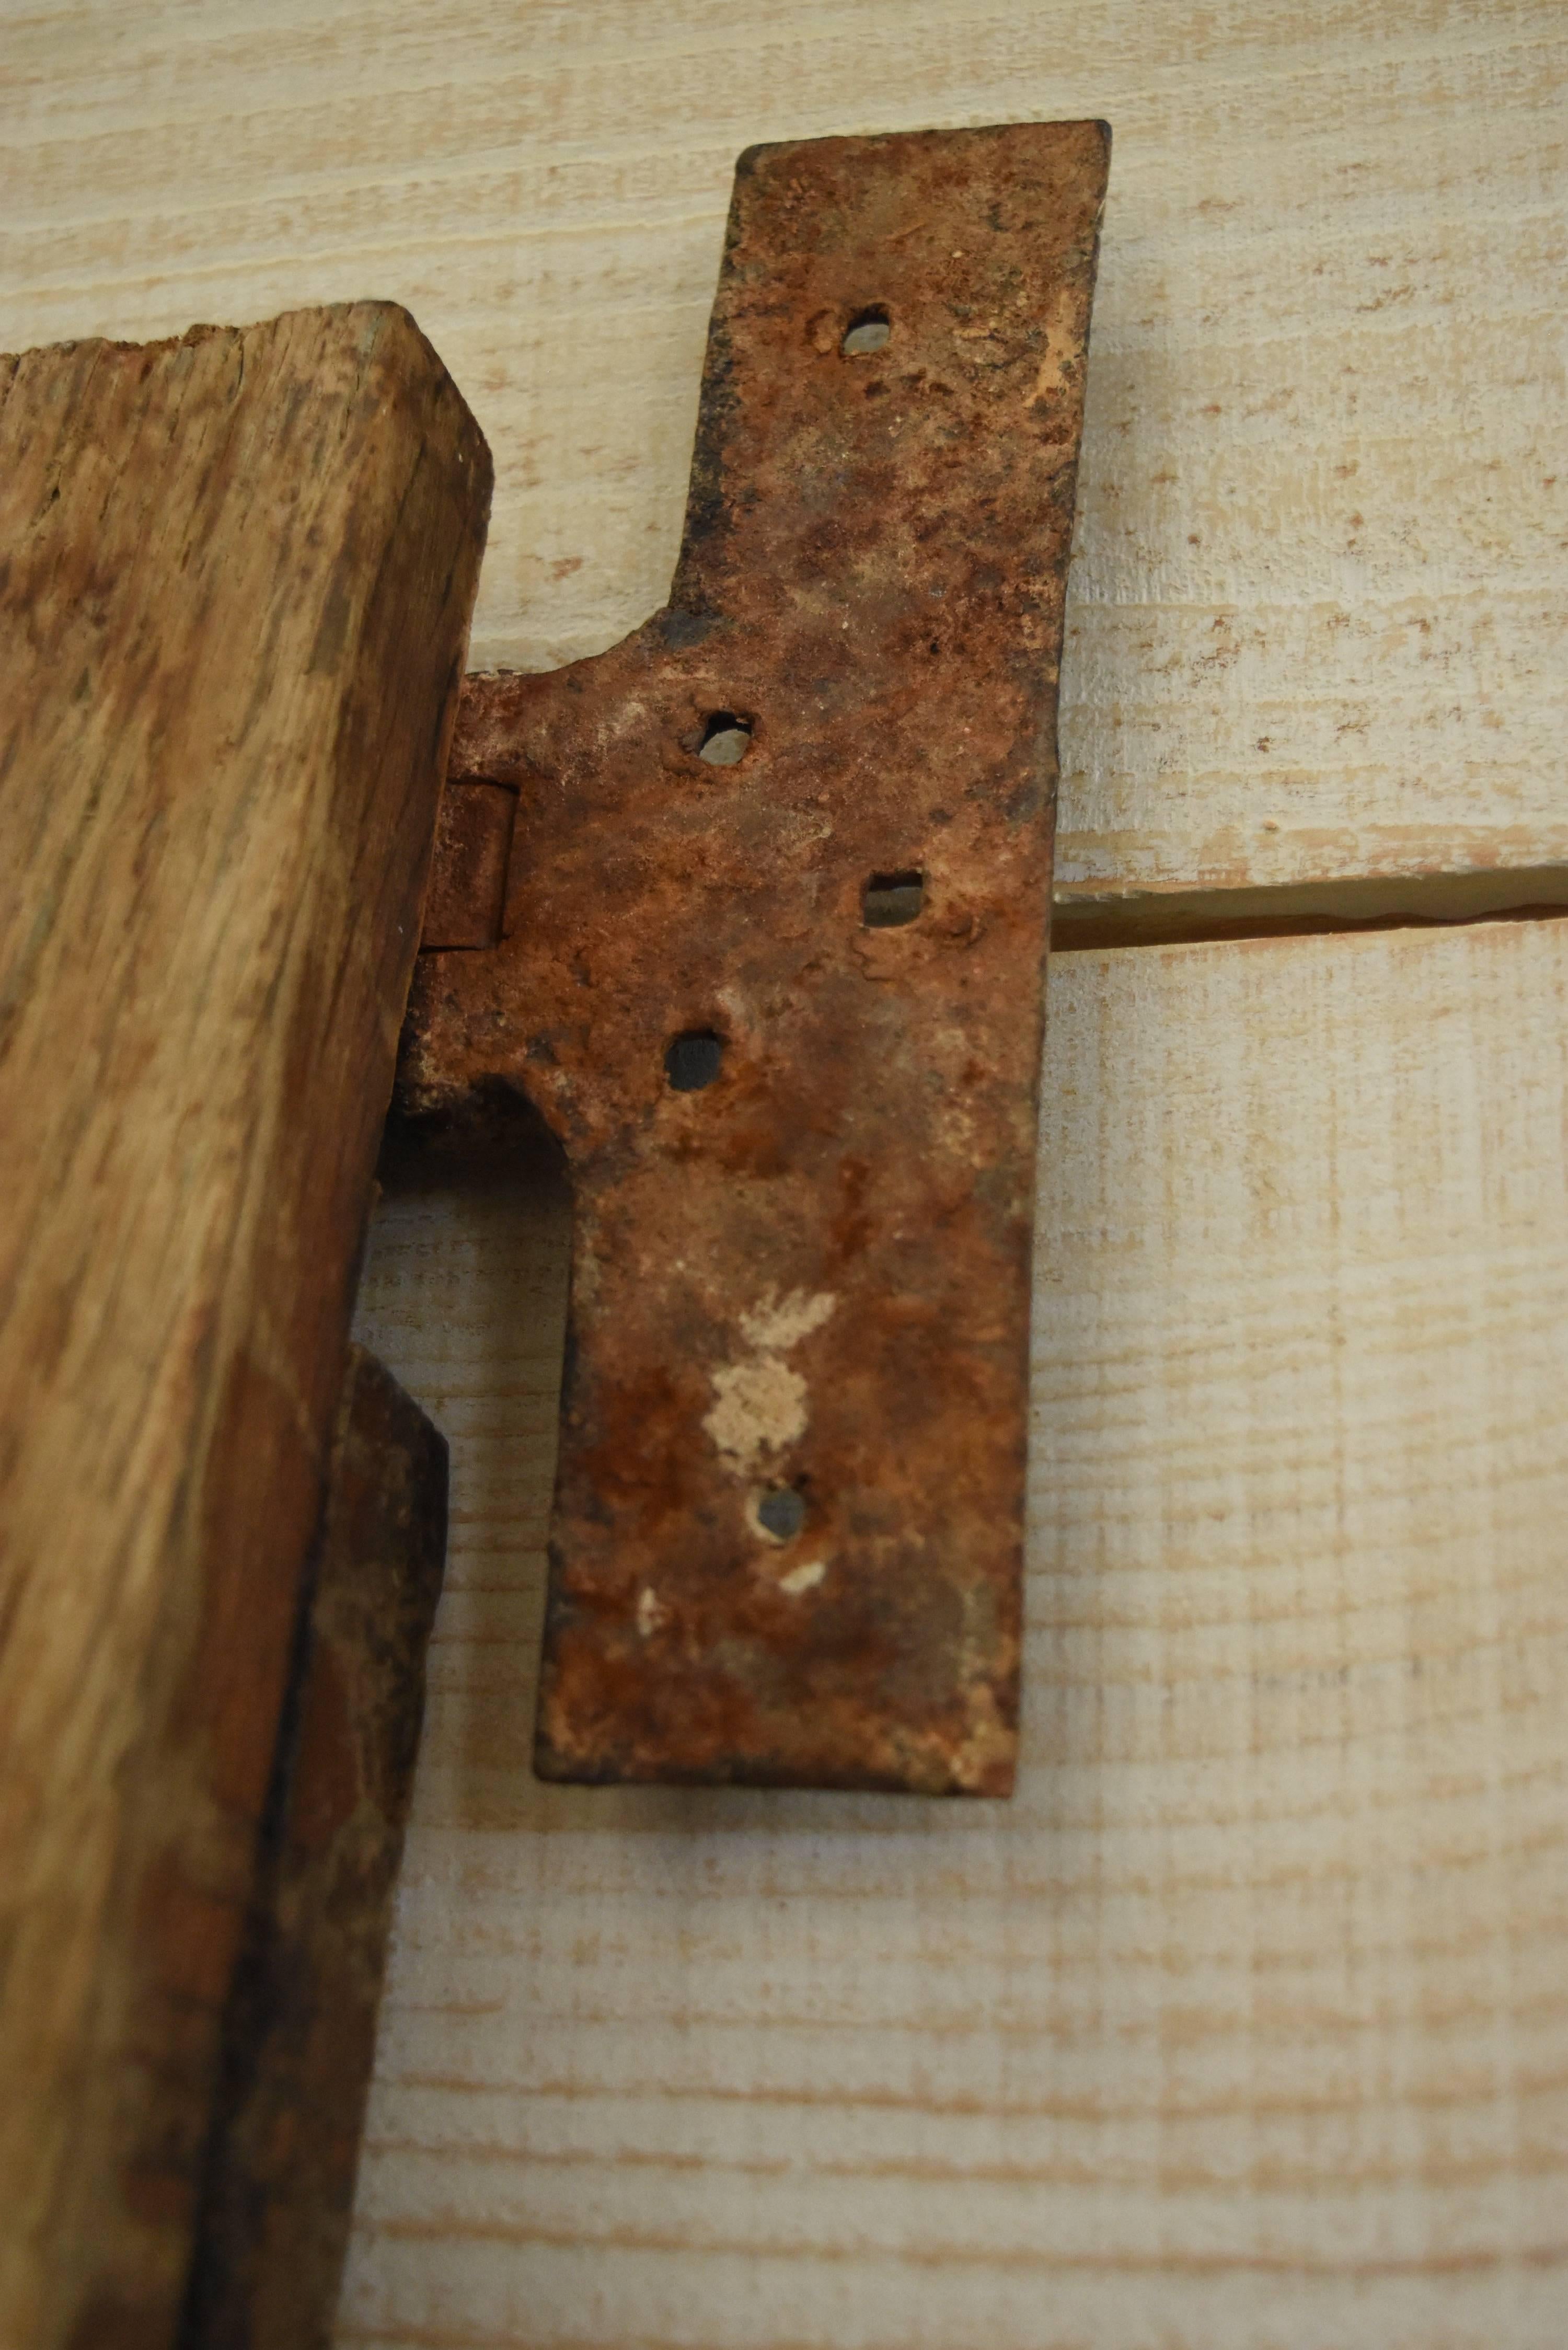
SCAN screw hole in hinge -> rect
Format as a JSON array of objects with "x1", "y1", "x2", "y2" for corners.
[
  {"x1": 665, "y1": 1029, "x2": 725, "y2": 1092},
  {"x1": 755, "y1": 1487, "x2": 807, "y2": 1544},
  {"x1": 841, "y1": 307, "x2": 892, "y2": 356},
  {"x1": 862, "y1": 870, "x2": 926, "y2": 928},
  {"x1": 698, "y1": 712, "x2": 753, "y2": 766}
]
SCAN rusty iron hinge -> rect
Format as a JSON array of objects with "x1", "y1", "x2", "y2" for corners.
[{"x1": 399, "y1": 120, "x2": 1110, "y2": 1794}]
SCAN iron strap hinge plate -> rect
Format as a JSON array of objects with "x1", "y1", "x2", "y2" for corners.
[{"x1": 400, "y1": 120, "x2": 1109, "y2": 1793}]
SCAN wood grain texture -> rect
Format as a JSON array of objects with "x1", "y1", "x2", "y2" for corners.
[
  {"x1": 2, "y1": 1, "x2": 1563, "y2": 919},
  {"x1": 186, "y1": 1346, "x2": 448, "y2": 2350},
  {"x1": 346, "y1": 917, "x2": 1568, "y2": 2349},
  {"x1": 0, "y1": 307, "x2": 489, "y2": 2348}
]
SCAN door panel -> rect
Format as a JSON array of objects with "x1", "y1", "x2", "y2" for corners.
[{"x1": 345, "y1": 918, "x2": 1568, "y2": 2348}]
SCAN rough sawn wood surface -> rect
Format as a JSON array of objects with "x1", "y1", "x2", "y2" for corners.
[
  {"x1": 0, "y1": 304, "x2": 489, "y2": 2350},
  {"x1": 349, "y1": 917, "x2": 1568, "y2": 2350}
]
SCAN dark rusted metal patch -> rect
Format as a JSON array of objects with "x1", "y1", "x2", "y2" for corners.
[
  {"x1": 401, "y1": 121, "x2": 1109, "y2": 1794},
  {"x1": 421, "y1": 778, "x2": 516, "y2": 949}
]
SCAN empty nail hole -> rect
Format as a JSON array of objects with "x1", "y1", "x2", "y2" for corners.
[
  {"x1": 756, "y1": 1486, "x2": 806, "y2": 1543},
  {"x1": 862, "y1": 870, "x2": 926, "y2": 928},
  {"x1": 698, "y1": 712, "x2": 752, "y2": 766},
  {"x1": 665, "y1": 1029, "x2": 724, "y2": 1092},
  {"x1": 841, "y1": 307, "x2": 891, "y2": 357}
]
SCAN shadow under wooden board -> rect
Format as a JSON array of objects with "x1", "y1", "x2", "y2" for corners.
[
  {"x1": 345, "y1": 916, "x2": 1568, "y2": 2350},
  {"x1": 2, "y1": 1, "x2": 1564, "y2": 924}
]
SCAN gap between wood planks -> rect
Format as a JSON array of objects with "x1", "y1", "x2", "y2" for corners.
[{"x1": 1051, "y1": 865, "x2": 1568, "y2": 952}]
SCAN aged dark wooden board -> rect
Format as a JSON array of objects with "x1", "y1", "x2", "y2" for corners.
[
  {"x1": 402, "y1": 122, "x2": 1109, "y2": 1793},
  {"x1": 182, "y1": 1347, "x2": 447, "y2": 2350},
  {"x1": 0, "y1": 306, "x2": 488, "y2": 2347}
]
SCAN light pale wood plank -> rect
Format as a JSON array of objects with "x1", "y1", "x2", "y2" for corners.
[
  {"x1": 344, "y1": 915, "x2": 1568, "y2": 2349},
  {"x1": 1, "y1": 1, "x2": 1564, "y2": 912},
  {"x1": 0, "y1": 305, "x2": 488, "y2": 2349}
]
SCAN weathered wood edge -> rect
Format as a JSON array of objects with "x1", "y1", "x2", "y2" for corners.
[{"x1": 180, "y1": 1346, "x2": 448, "y2": 2350}]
